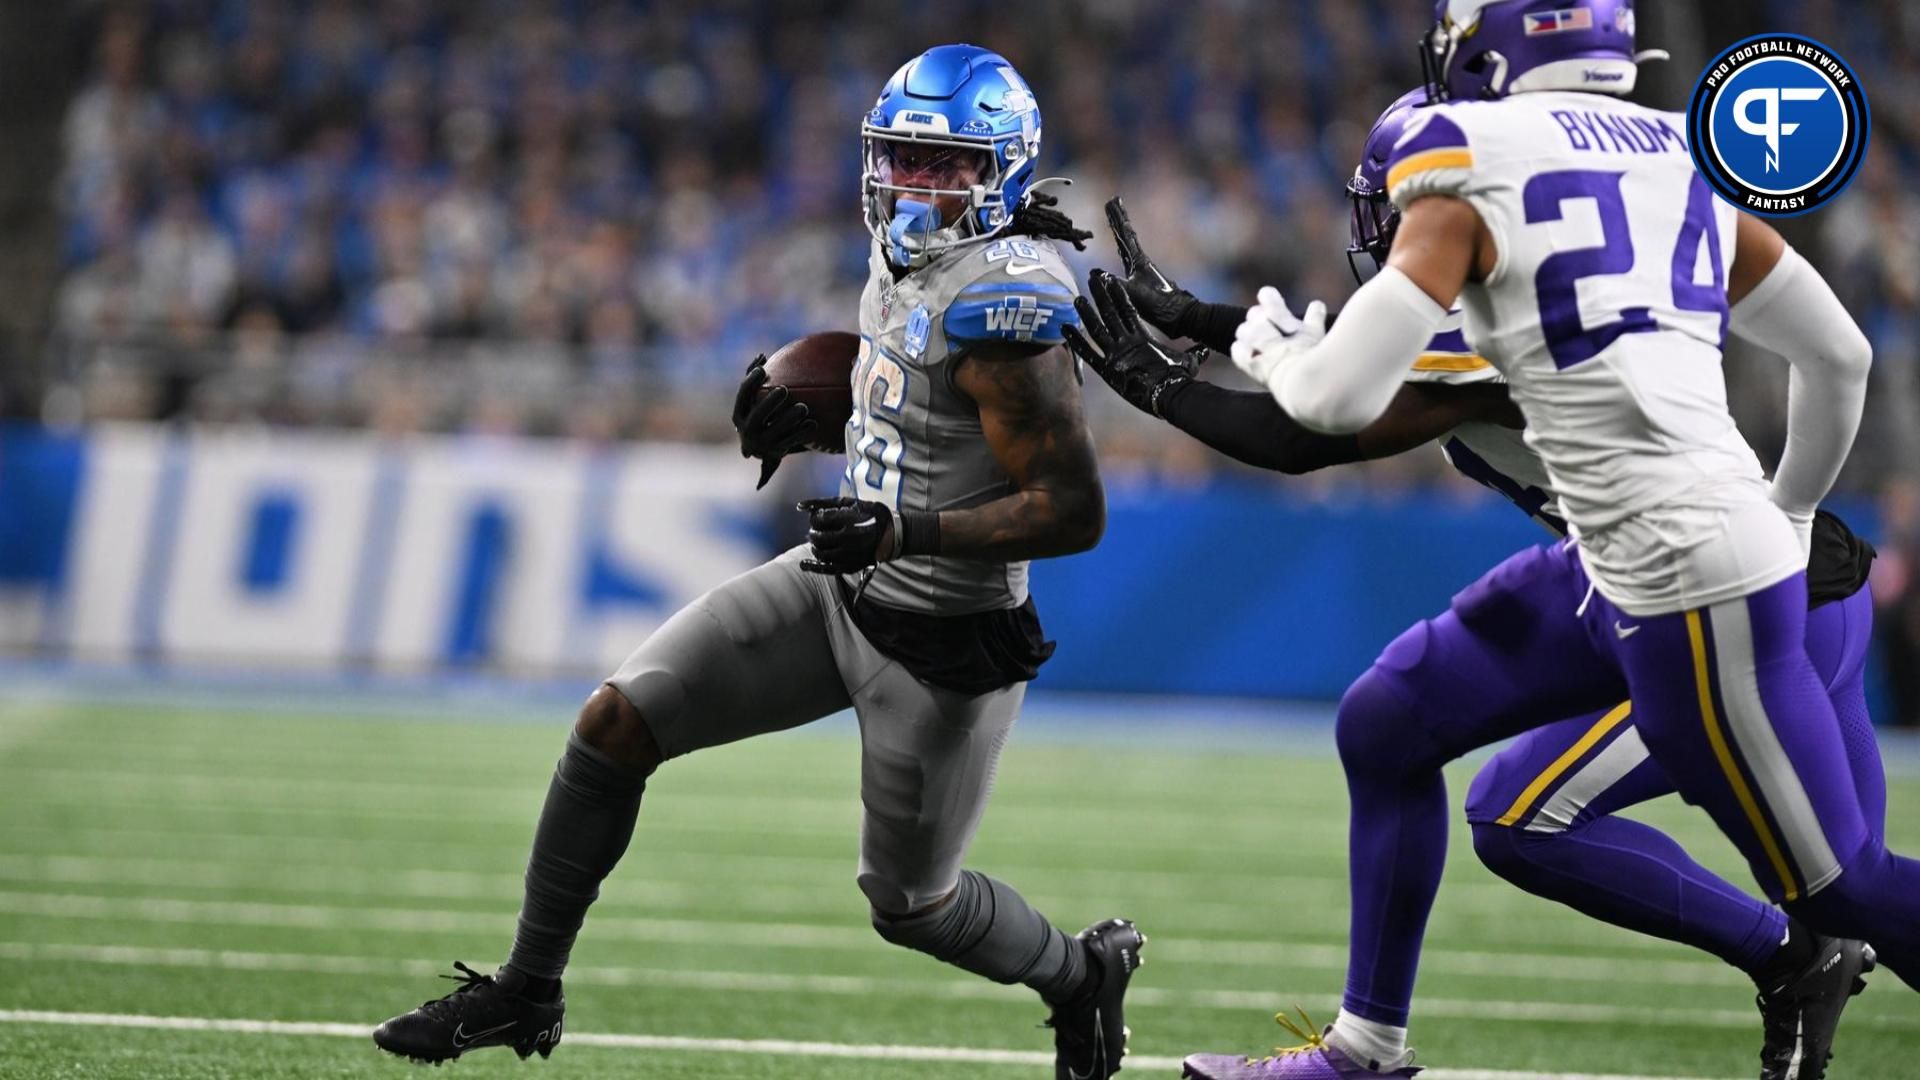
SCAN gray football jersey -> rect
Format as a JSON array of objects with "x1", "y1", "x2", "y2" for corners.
[{"x1": 840, "y1": 235, "x2": 1081, "y2": 615}]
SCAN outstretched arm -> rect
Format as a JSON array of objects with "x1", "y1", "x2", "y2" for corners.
[
  {"x1": 1237, "y1": 195, "x2": 1487, "y2": 433},
  {"x1": 1067, "y1": 268, "x2": 1517, "y2": 474},
  {"x1": 1157, "y1": 371, "x2": 1514, "y2": 473},
  {"x1": 1153, "y1": 379, "x2": 1362, "y2": 474}
]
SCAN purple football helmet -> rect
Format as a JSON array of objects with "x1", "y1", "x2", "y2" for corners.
[
  {"x1": 1344, "y1": 88, "x2": 1429, "y2": 283},
  {"x1": 1421, "y1": 0, "x2": 1666, "y2": 102}
]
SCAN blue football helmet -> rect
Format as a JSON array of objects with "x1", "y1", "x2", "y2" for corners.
[{"x1": 862, "y1": 44, "x2": 1042, "y2": 269}]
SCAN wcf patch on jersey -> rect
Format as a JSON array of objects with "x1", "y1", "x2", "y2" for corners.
[{"x1": 1687, "y1": 33, "x2": 1869, "y2": 217}]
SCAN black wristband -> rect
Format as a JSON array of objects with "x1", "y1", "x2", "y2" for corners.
[
  {"x1": 898, "y1": 509, "x2": 942, "y2": 557},
  {"x1": 1180, "y1": 301, "x2": 1250, "y2": 354}
]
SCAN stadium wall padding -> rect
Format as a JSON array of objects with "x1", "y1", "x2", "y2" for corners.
[{"x1": 0, "y1": 422, "x2": 1884, "y2": 704}]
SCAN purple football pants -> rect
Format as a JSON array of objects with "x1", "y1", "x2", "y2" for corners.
[
  {"x1": 1463, "y1": 586, "x2": 1882, "y2": 976},
  {"x1": 1336, "y1": 541, "x2": 1917, "y2": 1028}
]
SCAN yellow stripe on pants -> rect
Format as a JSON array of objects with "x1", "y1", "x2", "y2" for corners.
[
  {"x1": 1687, "y1": 610, "x2": 1800, "y2": 901},
  {"x1": 1494, "y1": 701, "x2": 1633, "y2": 828}
]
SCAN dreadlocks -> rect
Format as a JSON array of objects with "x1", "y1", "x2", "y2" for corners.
[{"x1": 1008, "y1": 191, "x2": 1093, "y2": 251}]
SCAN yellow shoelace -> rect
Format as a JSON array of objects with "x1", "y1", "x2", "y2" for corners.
[{"x1": 1249, "y1": 1006, "x2": 1326, "y2": 1064}]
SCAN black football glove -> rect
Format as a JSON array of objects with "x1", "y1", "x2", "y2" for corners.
[
  {"x1": 1105, "y1": 196, "x2": 1202, "y2": 338},
  {"x1": 1063, "y1": 269, "x2": 1208, "y2": 418},
  {"x1": 797, "y1": 496, "x2": 897, "y2": 575},
  {"x1": 732, "y1": 354, "x2": 819, "y2": 490}
]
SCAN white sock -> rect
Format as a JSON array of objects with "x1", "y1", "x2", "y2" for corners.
[{"x1": 1325, "y1": 1011, "x2": 1413, "y2": 1071}]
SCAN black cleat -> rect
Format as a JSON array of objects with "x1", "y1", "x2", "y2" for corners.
[
  {"x1": 1047, "y1": 918, "x2": 1147, "y2": 1080},
  {"x1": 1757, "y1": 937, "x2": 1874, "y2": 1080},
  {"x1": 373, "y1": 962, "x2": 565, "y2": 1064}
]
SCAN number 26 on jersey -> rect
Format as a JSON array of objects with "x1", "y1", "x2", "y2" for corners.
[{"x1": 845, "y1": 338, "x2": 909, "y2": 508}]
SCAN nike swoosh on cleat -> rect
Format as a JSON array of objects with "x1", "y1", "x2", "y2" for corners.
[
  {"x1": 450, "y1": 1020, "x2": 515, "y2": 1049},
  {"x1": 1067, "y1": 1007, "x2": 1103, "y2": 1080}
]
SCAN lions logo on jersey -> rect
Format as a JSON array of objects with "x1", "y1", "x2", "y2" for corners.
[{"x1": 1687, "y1": 33, "x2": 1870, "y2": 216}]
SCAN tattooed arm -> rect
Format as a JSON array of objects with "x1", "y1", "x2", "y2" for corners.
[{"x1": 941, "y1": 343, "x2": 1106, "y2": 561}]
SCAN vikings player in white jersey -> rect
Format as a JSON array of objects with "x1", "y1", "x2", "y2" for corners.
[
  {"x1": 1068, "y1": 83, "x2": 1885, "y2": 1080},
  {"x1": 1172, "y1": 1, "x2": 1912, "y2": 1077}
]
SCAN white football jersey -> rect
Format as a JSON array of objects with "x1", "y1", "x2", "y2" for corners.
[
  {"x1": 1404, "y1": 315, "x2": 1567, "y2": 535},
  {"x1": 1387, "y1": 91, "x2": 1800, "y2": 614}
]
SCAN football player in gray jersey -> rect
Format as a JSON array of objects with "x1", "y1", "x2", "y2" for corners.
[{"x1": 373, "y1": 44, "x2": 1145, "y2": 1080}]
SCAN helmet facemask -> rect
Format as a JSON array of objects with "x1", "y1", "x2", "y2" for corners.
[
  {"x1": 862, "y1": 128, "x2": 1013, "y2": 269},
  {"x1": 1344, "y1": 87, "x2": 1428, "y2": 284},
  {"x1": 1420, "y1": 14, "x2": 1508, "y2": 102},
  {"x1": 1345, "y1": 175, "x2": 1399, "y2": 285}
]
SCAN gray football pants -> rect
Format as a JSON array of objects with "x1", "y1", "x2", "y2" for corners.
[{"x1": 606, "y1": 546, "x2": 1024, "y2": 915}]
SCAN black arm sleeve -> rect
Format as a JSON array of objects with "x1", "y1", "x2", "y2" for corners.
[
  {"x1": 1175, "y1": 301, "x2": 1251, "y2": 353},
  {"x1": 1155, "y1": 379, "x2": 1365, "y2": 475}
]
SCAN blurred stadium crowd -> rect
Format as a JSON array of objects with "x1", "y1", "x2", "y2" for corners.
[
  {"x1": 42, "y1": 0, "x2": 1920, "y2": 722},
  {"x1": 57, "y1": 0, "x2": 1414, "y2": 441}
]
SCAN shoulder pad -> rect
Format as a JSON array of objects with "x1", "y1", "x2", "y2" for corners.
[
  {"x1": 942, "y1": 237, "x2": 1079, "y2": 346},
  {"x1": 1405, "y1": 314, "x2": 1499, "y2": 384},
  {"x1": 1386, "y1": 106, "x2": 1476, "y2": 209}
]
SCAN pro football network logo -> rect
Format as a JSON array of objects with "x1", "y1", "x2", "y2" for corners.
[{"x1": 1687, "y1": 34, "x2": 1869, "y2": 217}]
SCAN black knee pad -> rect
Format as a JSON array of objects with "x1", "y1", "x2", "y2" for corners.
[{"x1": 1335, "y1": 666, "x2": 1441, "y2": 778}]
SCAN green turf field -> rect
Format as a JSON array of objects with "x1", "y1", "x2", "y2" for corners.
[{"x1": 0, "y1": 698, "x2": 1913, "y2": 1079}]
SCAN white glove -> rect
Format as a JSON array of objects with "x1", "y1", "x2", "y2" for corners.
[{"x1": 1229, "y1": 286, "x2": 1327, "y2": 387}]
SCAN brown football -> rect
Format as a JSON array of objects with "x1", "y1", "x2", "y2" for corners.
[{"x1": 761, "y1": 330, "x2": 858, "y2": 453}]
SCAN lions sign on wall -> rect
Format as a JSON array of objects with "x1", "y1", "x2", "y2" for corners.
[
  {"x1": 3, "y1": 421, "x2": 1692, "y2": 701},
  {"x1": 0, "y1": 423, "x2": 769, "y2": 676}
]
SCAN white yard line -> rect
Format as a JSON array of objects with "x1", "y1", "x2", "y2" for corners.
[
  {"x1": 0, "y1": 1007, "x2": 1740, "y2": 1080},
  {"x1": 5, "y1": 939, "x2": 1915, "y2": 1033}
]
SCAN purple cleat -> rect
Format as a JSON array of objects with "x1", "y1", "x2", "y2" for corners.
[{"x1": 1181, "y1": 1009, "x2": 1419, "y2": 1080}]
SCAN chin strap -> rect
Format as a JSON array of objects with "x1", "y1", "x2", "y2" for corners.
[{"x1": 1634, "y1": 48, "x2": 1672, "y2": 64}]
